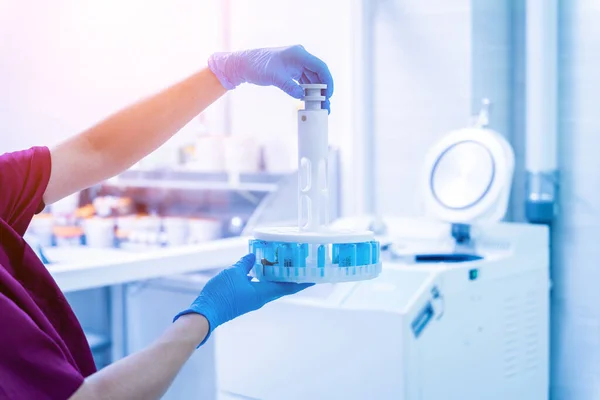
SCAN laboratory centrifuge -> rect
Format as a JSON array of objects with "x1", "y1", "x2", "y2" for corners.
[{"x1": 217, "y1": 120, "x2": 550, "y2": 400}]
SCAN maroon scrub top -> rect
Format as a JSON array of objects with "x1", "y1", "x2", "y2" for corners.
[{"x1": 0, "y1": 147, "x2": 96, "y2": 399}]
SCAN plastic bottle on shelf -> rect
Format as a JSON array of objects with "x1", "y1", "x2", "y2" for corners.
[
  {"x1": 188, "y1": 217, "x2": 222, "y2": 243},
  {"x1": 117, "y1": 214, "x2": 163, "y2": 251},
  {"x1": 28, "y1": 213, "x2": 55, "y2": 247},
  {"x1": 184, "y1": 113, "x2": 226, "y2": 173},
  {"x1": 192, "y1": 135, "x2": 226, "y2": 172},
  {"x1": 82, "y1": 217, "x2": 115, "y2": 248},
  {"x1": 162, "y1": 216, "x2": 190, "y2": 246},
  {"x1": 224, "y1": 135, "x2": 261, "y2": 174},
  {"x1": 262, "y1": 134, "x2": 296, "y2": 173},
  {"x1": 50, "y1": 193, "x2": 83, "y2": 247}
]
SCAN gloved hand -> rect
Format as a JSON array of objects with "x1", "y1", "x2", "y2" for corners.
[
  {"x1": 174, "y1": 253, "x2": 313, "y2": 346},
  {"x1": 208, "y1": 45, "x2": 334, "y2": 112}
]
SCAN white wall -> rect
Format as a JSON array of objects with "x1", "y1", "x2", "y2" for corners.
[
  {"x1": 371, "y1": 0, "x2": 513, "y2": 218},
  {"x1": 372, "y1": 0, "x2": 471, "y2": 217},
  {"x1": 0, "y1": 0, "x2": 221, "y2": 152},
  {"x1": 552, "y1": 1, "x2": 600, "y2": 398}
]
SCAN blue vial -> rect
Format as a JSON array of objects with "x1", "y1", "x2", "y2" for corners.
[
  {"x1": 356, "y1": 242, "x2": 371, "y2": 265},
  {"x1": 332, "y1": 244, "x2": 340, "y2": 264},
  {"x1": 338, "y1": 244, "x2": 357, "y2": 267},
  {"x1": 278, "y1": 243, "x2": 294, "y2": 267},
  {"x1": 296, "y1": 243, "x2": 308, "y2": 267},
  {"x1": 275, "y1": 243, "x2": 285, "y2": 266},
  {"x1": 370, "y1": 241, "x2": 379, "y2": 264},
  {"x1": 317, "y1": 245, "x2": 326, "y2": 268},
  {"x1": 263, "y1": 242, "x2": 276, "y2": 264}
]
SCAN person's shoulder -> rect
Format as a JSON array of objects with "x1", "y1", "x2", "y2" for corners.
[
  {"x1": 0, "y1": 146, "x2": 50, "y2": 164},
  {"x1": 0, "y1": 147, "x2": 52, "y2": 233},
  {"x1": 0, "y1": 147, "x2": 51, "y2": 179}
]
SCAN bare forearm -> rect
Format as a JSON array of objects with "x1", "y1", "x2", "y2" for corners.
[
  {"x1": 45, "y1": 67, "x2": 226, "y2": 204},
  {"x1": 84, "y1": 67, "x2": 226, "y2": 175},
  {"x1": 71, "y1": 314, "x2": 209, "y2": 400}
]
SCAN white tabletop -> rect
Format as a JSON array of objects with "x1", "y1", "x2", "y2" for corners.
[{"x1": 46, "y1": 237, "x2": 249, "y2": 292}]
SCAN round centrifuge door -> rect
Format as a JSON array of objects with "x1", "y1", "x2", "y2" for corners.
[
  {"x1": 422, "y1": 128, "x2": 515, "y2": 224},
  {"x1": 430, "y1": 140, "x2": 495, "y2": 210}
]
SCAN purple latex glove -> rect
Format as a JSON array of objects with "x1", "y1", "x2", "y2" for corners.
[{"x1": 208, "y1": 45, "x2": 334, "y2": 112}]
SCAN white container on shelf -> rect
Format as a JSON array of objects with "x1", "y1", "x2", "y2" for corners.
[
  {"x1": 190, "y1": 135, "x2": 226, "y2": 172},
  {"x1": 116, "y1": 215, "x2": 162, "y2": 248},
  {"x1": 82, "y1": 217, "x2": 115, "y2": 248},
  {"x1": 93, "y1": 197, "x2": 111, "y2": 217},
  {"x1": 116, "y1": 215, "x2": 137, "y2": 236},
  {"x1": 262, "y1": 136, "x2": 296, "y2": 173},
  {"x1": 188, "y1": 218, "x2": 222, "y2": 244},
  {"x1": 51, "y1": 193, "x2": 79, "y2": 215},
  {"x1": 29, "y1": 214, "x2": 55, "y2": 247},
  {"x1": 134, "y1": 216, "x2": 162, "y2": 232},
  {"x1": 224, "y1": 136, "x2": 261, "y2": 174},
  {"x1": 162, "y1": 217, "x2": 189, "y2": 246}
]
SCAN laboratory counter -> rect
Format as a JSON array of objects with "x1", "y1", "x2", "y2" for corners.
[{"x1": 46, "y1": 237, "x2": 249, "y2": 292}]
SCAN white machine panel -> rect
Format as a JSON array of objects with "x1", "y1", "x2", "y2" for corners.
[
  {"x1": 340, "y1": 268, "x2": 433, "y2": 313},
  {"x1": 216, "y1": 298, "x2": 407, "y2": 400},
  {"x1": 216, "y1": 219, "x2": 550, "y2": 400}
]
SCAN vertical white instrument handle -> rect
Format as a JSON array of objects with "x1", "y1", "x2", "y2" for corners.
[{"x1": 297, "y1": 84, "x2": 328, "y2": 232}]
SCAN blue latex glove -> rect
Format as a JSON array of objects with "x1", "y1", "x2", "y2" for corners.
[
  {"x1": 208, "y1": 45, "x2": 334, "y2": 112},
  {"x1": 174, "y1": 253, "x2": 313, "y2": 346}
]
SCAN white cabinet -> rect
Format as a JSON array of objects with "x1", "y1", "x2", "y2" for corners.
[{"x1": 124, "y1": 274, "x2": 218, "y2": 400}]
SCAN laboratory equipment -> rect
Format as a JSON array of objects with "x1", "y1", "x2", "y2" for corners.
[
  {"x1": 421, "y1": 125, "x2": 514, "y2": 224},
  {"x1": 188, "y1": 218, "x2": 223, "y2": 244},
  {"x1": 125, "y1": 274, "x2": 218, "y2": 400},
  {"x1": 162, "y1": 217, "x2": 190, "y2": 246},
  {"x1": 192, "y1": 135, "x2": 226, "y2": 173},
  {"x1": 81, "y1": 217, "x2": 115, "y2": 248},
  {"x1": 114, "y1": 156, "x2": 341, "y2": 399},
  {"x1": 216, "y1": 126, "x2": 549, "y2": 400},
  {"x1": 249, "y1": 84, "x2": 382, "y2": 283},
  {"x1": 218, "y1": 218, "x2": 549, "y2": 400},
  {"x1": 525, "y1": 0, "x2": 558, "y2": 224},
  {"x1": 223, "y1": 135, "x2": 261, "y2": 174},
  {"x1": 118, "y1": 215, "x2": 163, "y2": 250}
]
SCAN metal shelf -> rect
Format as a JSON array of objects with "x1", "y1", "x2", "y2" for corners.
[{"x1": 105, "y1": 169, "x2": 288, "y2": 192}]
